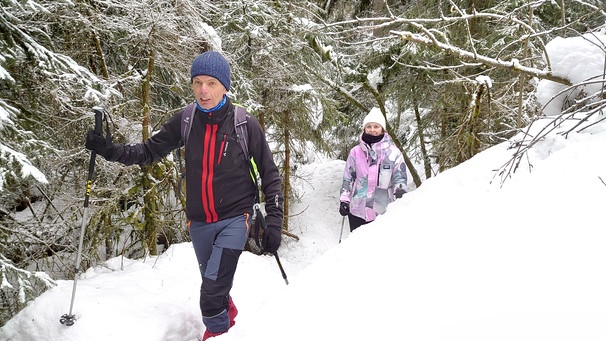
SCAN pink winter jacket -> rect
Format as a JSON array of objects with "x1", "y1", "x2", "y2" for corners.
[{"x1": 340, "y1": 132, "x2": 407, "y2": 222}]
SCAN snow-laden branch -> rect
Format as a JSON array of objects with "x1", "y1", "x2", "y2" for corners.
[
  {"x1": 0, "y1": 144, "x2": 48, "y2": 190},
  {"x1": 303, "y1": 62, "x2": 368, "y2": 113},
  {"x1": 390, "y1": 29, "x2": 572, "y2": 86},
  {"x1": 314, "y1": 6, "x2": 606, "y2": 87}
]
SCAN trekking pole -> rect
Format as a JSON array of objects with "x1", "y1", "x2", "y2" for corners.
[
  {"x1": 273, "y1": 252, "x2": 289, "y2": 285},
  {"x1": 339, "y1": 216, "x2": 345, "y2": 243},
  {"x1": 60, "y1": 106, "x2": 104, "y2": 326},
  {"x1": 254, "y1": 204, "x2": 289, "y2": 285}
]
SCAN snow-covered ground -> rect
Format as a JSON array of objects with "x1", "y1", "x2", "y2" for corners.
[{"x1": 2, "y1": 113, "x2": 606, "y2": 340}]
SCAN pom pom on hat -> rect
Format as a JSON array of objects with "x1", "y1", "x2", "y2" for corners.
[
  {"x1": 362, "y1": 107, "x2": 386, "y2": 129},
  {"x1": 190, "y1": 51, "x2": 231, "y2": 91}
]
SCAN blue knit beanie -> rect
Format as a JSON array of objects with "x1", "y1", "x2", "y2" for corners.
[{"x1": 190, "y1": 51, "x2": 231, "y2": 91}]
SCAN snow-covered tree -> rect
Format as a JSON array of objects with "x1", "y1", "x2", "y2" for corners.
[{"x1": 306, "y1": 0, "x2": 605, "y2": 176}]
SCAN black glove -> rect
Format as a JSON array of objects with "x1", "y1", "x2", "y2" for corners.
[
  {"x1": 85, "y1": 130, "x2": 113, "y2": 158},
  {"x1": 263, "y1": 226, "x2": 282, "y2": 253},
  {"x1": 395, "y1": 187, "x2": 406, "y2": 199},
  {"x1": 339, "y1": 202, "x2": 349, "y2": 216}
]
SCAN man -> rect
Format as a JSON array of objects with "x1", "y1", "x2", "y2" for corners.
[{"x1": 85, "y1": 51, "x2": 284, "y2": 339}]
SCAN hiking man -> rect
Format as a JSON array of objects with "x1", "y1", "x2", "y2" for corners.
[{"x1": 85, "y1": 51, "x2": 284, "y2": 340}]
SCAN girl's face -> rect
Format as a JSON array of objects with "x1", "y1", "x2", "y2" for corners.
[{"x1": 364, "y1": 123, "x2": 384, "y2": 136}]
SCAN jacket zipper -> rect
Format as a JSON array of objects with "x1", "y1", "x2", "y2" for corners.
[{"x1": 218, "y1": 134, "x2": 227, "y2": 164}]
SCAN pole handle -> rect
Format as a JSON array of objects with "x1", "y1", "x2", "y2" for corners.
[{"x1": 92, "y1": 106, "x2": 104, "y2": 135}]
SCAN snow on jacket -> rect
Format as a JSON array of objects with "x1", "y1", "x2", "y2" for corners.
[
  {"x1": 102, "y1": 97, "x2": 283, "y2": 230},
  {"x1": 340, "y1": 132, "x2": 407, "y2": 222}
]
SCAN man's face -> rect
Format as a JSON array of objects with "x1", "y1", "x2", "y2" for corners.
[{"x1": 192, "y1": 75, "x2": 227, "y2": 110}]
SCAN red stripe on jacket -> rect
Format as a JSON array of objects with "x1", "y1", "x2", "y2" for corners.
[{"x1": 201, "y1": 124, "x2": 219, "y2": 222}]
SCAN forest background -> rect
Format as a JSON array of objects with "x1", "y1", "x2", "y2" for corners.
[{"x1": 1, "y1": 0, "x2": 605, "y2": 325}]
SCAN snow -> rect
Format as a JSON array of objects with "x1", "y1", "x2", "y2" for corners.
[
  {"x1": 476, "y1": 75, "x2": 492, "y2": 88},
  {"x1": 367, "y1": 66, "x2": 384, "y2": 90},
  {"x1": 0, "y1": 99, "x2": 16, "y2": 124},
  {"x1": 199, "y1": 22, "x2": 223, "y2": 52},
  {"x1": 0, "y1": 64, "x2": 14, "y2": 82},
  {"x1": 536, "y1": 31, "x2": 606, "y2": 116},
  {"x1": 2, "y1": 32, "x2": 606, "y2": 341},
  {"x1": 0, "y1": 145, "x2": 48, "y2": 188}
]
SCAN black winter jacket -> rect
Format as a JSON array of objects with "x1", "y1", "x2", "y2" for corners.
[{"x1": 103, "y1": 98, "x2": 284, "y2": 230}]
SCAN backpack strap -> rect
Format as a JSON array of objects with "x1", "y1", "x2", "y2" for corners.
[
  {"x1": 234, "y1": 105, "x2": 249, "y2": 160},
  {"x1": 176, "y1": 102, "x2": 196, "y2": 197},
  {"x1": 180, "y1": 102, "x2": 197, "y2": 147},
  {"x1": 234, "y1": 105, "x2": 262, "y2": 193}
]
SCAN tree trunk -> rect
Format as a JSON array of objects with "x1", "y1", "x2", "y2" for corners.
[
  {"x1": 414, "y1": 101, "x2": 432, "y2": 180},
  {"x1": 282, "y1": 110, "x2": 291, "y2": 231},
  {"x1": 141, "y1": 47, "x2": 158, "y2": 256}
]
